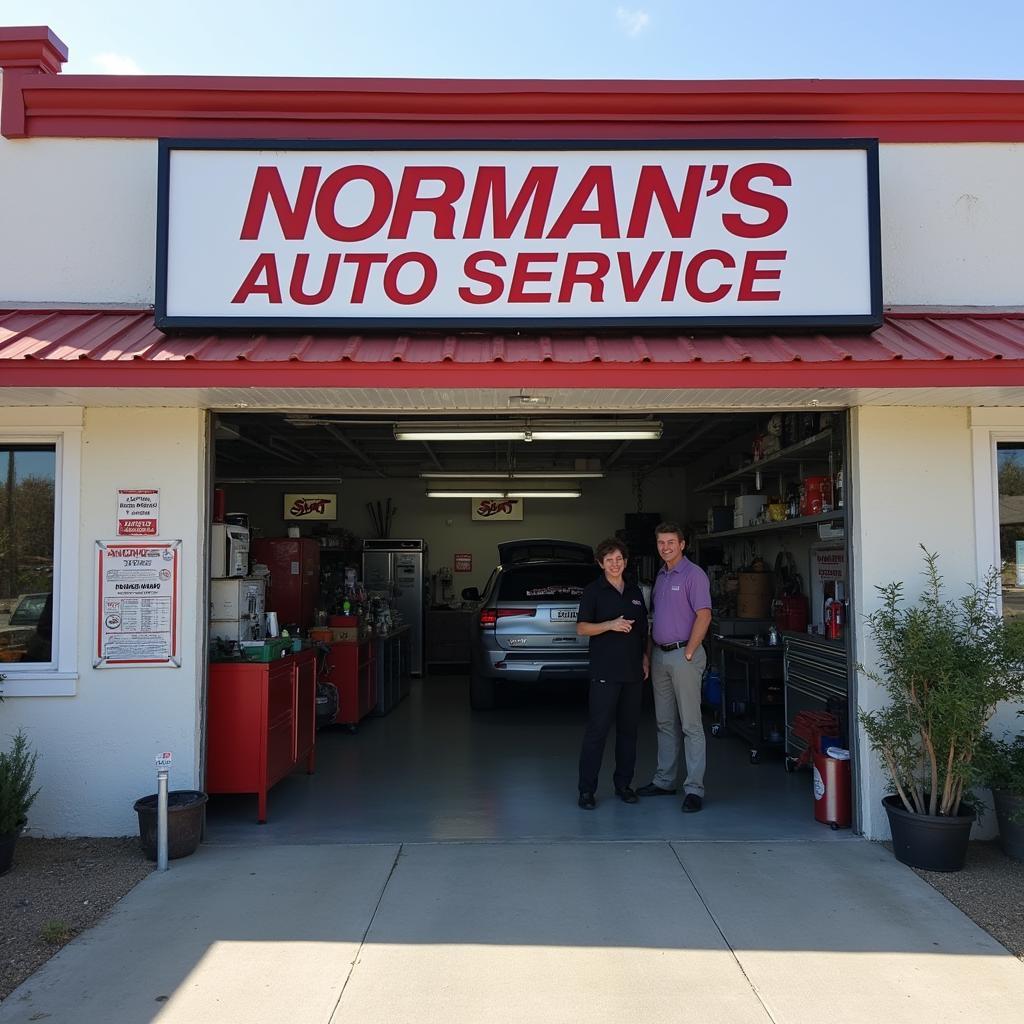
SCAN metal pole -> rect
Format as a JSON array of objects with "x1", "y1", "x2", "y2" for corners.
[{"x1": 156, "y1": 769, "x2": 169, "y2": 871}]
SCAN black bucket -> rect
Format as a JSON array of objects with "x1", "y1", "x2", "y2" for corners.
[
  {"x1": 133, "y1": 790, "x2": 207, "y2": 861},
  {"x1": 883, "y1": 794, "x2": 974, "y2": 872}
]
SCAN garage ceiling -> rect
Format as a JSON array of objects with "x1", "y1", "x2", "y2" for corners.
[{"x1": 213, "y1": 411, "x2": 763, "y2": 480}]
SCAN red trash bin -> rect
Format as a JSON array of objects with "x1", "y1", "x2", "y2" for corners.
[{"x1": 813, "y1": 750, "x2": 851, "y2": 829}]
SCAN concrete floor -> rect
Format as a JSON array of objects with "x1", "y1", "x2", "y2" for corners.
[{"x1": 206, "y1": 674, "x2": 852, "y2": 844}]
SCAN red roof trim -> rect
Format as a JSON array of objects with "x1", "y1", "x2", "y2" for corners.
[{"x1": 2, "y1": 44, "x2": 1024, "y2": 142}]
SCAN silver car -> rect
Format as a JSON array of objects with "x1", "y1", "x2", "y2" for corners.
[{"x1": 464, "y1": 540, "x2": 600, "y2": 709}]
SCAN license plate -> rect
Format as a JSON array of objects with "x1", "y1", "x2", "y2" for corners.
[{"x1": 550, "y1": 608, "x2": 578, "y2": 621}]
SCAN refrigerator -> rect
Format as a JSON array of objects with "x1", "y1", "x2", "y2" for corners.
[
  {"x1": 250, "y1": 537, "x2": 320, "y2": 629},
  {"x1": 363, "y1": 539, "x2": 427, "y2": 676}
]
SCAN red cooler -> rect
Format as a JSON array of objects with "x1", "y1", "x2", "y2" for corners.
[{"x1": 812, "y1": 750, "x2": 851, "y2": 829}]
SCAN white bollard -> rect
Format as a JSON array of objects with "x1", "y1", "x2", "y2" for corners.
[{"x1": 156, "y1": 768, "x2": 169, "y2": 871}]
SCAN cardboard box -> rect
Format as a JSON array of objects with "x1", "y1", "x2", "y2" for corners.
[{"x1": 309, "y1": 626, "x2": 365, "y2": 643}]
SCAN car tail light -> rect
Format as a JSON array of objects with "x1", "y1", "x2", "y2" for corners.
[{"x1": 479, "y1": 608, "x2": 536, "y2": 628}]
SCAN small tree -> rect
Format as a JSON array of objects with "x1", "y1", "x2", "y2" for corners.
[
  {"x1": 860, "y1": 548, "x2": 1024, "y2": 817},
  {"x1": 0, "y1": 730, "x2": 39, "y2": 835}
]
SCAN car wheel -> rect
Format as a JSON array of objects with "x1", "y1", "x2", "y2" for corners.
[{"x1": 470, "y1": 672, "x2": 497, "y2": 710}]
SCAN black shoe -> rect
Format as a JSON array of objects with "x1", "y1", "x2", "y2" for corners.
[
  {"x1": 615, "y1": 787, "x2": 639, "y2": 804},
  {"x1": 681, "y1": 794, "x2": 704, "y2": 813},
  {"x1": 636, "y1": 782, "x2": 677, "y2": 797},
  {"x1": 578, "y1": 791, "x2": 596, "y2": 810}
]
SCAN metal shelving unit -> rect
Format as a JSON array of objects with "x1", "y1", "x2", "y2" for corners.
[
  {"x1": 694, "y1": 428, "x2": 837, "y2": 495},
  {"x1": 698, "y1": 509, "x2": 845, "y2": 541}
]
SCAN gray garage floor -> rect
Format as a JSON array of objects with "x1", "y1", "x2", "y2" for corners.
[{"x1": 206, "y1": 674, "x2": 852, "y2": 844}]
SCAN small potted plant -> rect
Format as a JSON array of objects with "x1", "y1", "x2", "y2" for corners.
[
  {"x1": 0, "y1": 729, "x2": 40, "y2": 875},
  {"x1": 860, "y1": 548, "x2": 1024, "y2": 872},
  {"x1": 973, "y1": 715, "x2": 1024, "y2": 862}
]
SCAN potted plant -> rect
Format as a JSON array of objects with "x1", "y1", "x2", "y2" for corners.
[
  {"x1": 860, "y1": 548, "x2": 1024, "y2": 872},
  {"x1": 0, "y1": 729, "x2": 40, "y2": 875},
  {"x1": 973, "y1": 715, "x2": 1024, "y2": 862}
]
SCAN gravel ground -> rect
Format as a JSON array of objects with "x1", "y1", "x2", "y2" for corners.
[
  {"x1": 0, "y1": 837, "x2": 1020, "y2": 1002},
  {"x1": 904, "y1": 841, "x2": 1024, "y2": 960},
  {"x1": 0, "y1": 837, "x2": 151, "y2": 1001}
]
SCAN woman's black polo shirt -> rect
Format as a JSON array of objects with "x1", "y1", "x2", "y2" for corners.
[{"x1": 576, "y1": 575, "x2": 648, "y2": 683}]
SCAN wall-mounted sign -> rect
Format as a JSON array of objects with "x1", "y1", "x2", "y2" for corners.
[
  {"x1": 95, "y1": 540, "x2": 181, "y2": 668},
  {"x1": 117, "y1": 488, "x2": 160, "y2": 536},
  {"x1": 813, "y1": 546, "x2": 847, "y2": 582},
  {"x1": 283, "y1": 493, "x2": 337, "y2": 520},
  {"x1": 157, "y1": 140, "x2": 881, "y2": 330},
  {"x1": 454, "y1": 553, "x2": 473, "y2": 572},
  {"x1": 472, "y1": 498, "x2": 524, "y2": 521}
]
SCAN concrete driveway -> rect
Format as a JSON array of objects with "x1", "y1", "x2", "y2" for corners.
[{"x1": 1, "y1": 839, "x2": 1021, "y2": 1024}]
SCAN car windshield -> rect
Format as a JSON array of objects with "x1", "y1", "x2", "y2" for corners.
[
  {"x1": 497, "y1": 564, "x2": 600, "y2": 602},
  {"x1": 11, "y1": 594, "x2": 47, "y2": 625}
]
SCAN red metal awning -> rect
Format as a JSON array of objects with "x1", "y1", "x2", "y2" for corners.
[{"x1": 2, "y1": 308, "x2": 1024, "y2": 389}]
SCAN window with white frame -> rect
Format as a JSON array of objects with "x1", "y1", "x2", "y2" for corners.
[
  {"x1": 0, "y1": 417, "x2": 80, "y2": 697},
  {"x1": 0, "y1": 444, "x2": 56, "y2": 664},
  {"x1": 997, "y1": 441, "x2": 1024, "y2": 622}
]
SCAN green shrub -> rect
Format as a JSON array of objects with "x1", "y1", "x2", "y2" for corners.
[{"x1": 0, "y1": 730, "x2": 40, "y2": 834}]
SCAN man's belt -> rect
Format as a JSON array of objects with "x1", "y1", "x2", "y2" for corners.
[{"x1": 657, "y1": 640, "x2": 689, "y2": 652}]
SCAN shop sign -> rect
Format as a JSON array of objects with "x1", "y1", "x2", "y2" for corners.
[
  {"x1": 95, "y1": 540, "x2": 182, "y2": 668},
  {"x1": 117, "y1": 488, "x2": 160, "y2": 536},
  {"x1": 813, "y1": 546, "x2": 846, "y2": 582},
  {"x1": 283, "y1": 493, "x2": 337, "y2": 520},
  {"x1": 472, "y1": 498, "x2": 524, "y2": 521},
  {"x1": 454, "y1": 553, "x2": 473, "y2": 572},
  {"x1": 157, "y1": 140, "x2": 881, "y2": 330}
]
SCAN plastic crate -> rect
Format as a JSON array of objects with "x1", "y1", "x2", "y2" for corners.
[{"x1": 239, "y1": 638, "x2": 292, "y2": 662}]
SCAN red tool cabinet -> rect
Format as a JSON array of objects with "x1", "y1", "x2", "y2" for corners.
[
  {"x1": 206, "y1": 649, "x2": 317, "y2": 822},
  {"x1": 321, "y1": 640, "x2": 376, "y2": 730}
]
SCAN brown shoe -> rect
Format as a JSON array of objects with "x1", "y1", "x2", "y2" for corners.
[{"x1": 681, "y1": 794, "x2": 704, "y2": 813}]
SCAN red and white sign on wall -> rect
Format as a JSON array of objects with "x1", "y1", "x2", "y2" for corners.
[
  {"x1": 157, "y1": 141, "x2": 881, "y2": 330},
  {"x1": 117, "y1": 488, "x2": 160, "y2": 536},
  {"x1": 454, "y1": 553, "x2": 473, "y2": 572}
]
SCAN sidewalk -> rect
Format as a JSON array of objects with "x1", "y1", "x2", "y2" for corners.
[{"x1": 1, "y1": 839, "x2": 1021, "y2": 1024}]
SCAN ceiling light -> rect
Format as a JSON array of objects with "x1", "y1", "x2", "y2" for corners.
[
  {"x1": 426, "y1": 489, "x2": 581, "y2": 499},
  {"x1": 419, "y1": 471, "x2": 604, "y2": 480},
  {"x1": 396, "y1": 419, "x2": 662, "y2": 442}
]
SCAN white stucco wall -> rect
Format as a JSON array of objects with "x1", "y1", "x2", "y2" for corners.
[
  {"x1": 0, "y1": 110, "x2": 1022, "y2": 307},
  {"x1": 1, "y1": 407, "x2": 208, "y2": 836}
]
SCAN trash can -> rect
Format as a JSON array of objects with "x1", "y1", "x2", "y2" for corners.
[
  {"x1": 133, "y1": 790, "x2": 207, "y2": 861},
  {"x1": 812, "y1": 748, "x2": 851, "y2": 829}
]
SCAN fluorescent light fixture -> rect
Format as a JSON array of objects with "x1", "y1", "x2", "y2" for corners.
[
  {"x1": 426, "y1": 489, "x2": 581, "y2": 499},
  {"x1": 396, "y1": 419, "x2": 662, "y2": 442},
  {"x1": 419, "y1": 471, "x2": 604, "y2": 480}
]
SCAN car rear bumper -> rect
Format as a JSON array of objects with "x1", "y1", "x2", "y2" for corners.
[{"x1": 477, "y1": 649, "x2": 590, "y2": 684}]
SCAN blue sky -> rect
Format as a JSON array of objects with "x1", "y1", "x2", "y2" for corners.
[{"x1": 4, "y1": 1, "x2": 1024, "y2": 79}]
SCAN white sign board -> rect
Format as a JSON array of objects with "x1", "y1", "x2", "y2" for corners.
[
  {"x1": 155, "y1": 752, "x2": 173, "y2": 770},
  {"x1": 95, "y1": 540, "x2": 182, "y2": 668},
  {"x1": 283, "y1": 493, "x2": 337, "y2": 520},
  {"x1": 117, "y1": 488, "x2": 160, "y2": 536},
  {"x1": 157, "y1": 141, "x2": 881, "y2": 329},
  {"x1": 472, "y1": 498, "x2": 524, "y2": 521}
]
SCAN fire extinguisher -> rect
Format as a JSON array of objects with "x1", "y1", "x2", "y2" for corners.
[{"x1": 825, "y1": 597, "x2": 844, "y2": 640}]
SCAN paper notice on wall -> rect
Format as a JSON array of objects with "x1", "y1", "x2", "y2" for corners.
[
  {"x1": 117, "y1": 489, "x2": 160, "y2": 536},
  {"x1": 95, "y1": 540, "x2": 181, "y2": 668},
  {"x1": 813, "y1": 546, "x2": 846, "y2": 582}
]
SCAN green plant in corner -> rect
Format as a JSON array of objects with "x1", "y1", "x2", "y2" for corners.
[
  {"x1": 0, "y1": 729, "x2": 40, "y2": 836},
  {"x1": 860, "y1": 547, "x2": 1024, "y2": 817}
]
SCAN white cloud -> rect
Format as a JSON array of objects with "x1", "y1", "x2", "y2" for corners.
[
  {"x1": 616, "y1": 7, "x2": 651, "y2": 37},
  {"x1": 91, "y1": 52, "x2": 145, "y2": 75}
]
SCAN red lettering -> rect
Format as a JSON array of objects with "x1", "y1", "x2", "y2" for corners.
[
  {"x1": 239, "y1": 166, "x2": 321, "y2": 240},
  {"x1": 459, "y1": 251, "x2": 506, "y2": 304},
  {"x1": 288, "y1": 253, "x2": 341, "y2": 305},
  {"x1": 617, "y1": 251, "x2": 664, "y2": 302},
  {"x1": 388, "y1": 166, "x2": 466, "y2": 240},
  {"x1": 509, "y1": 252, "x2": 558, "y2": 303},
  {"x1": 722, "y1": 163, "x2": 791, "y2": 238},
  {"x1": 684, "y1": 249, "x2": 734, "y2": 303},
  {"x1": 231, "y1": 253, "x2": 282, "y2": 304},
  {"x1": 547, "y1": 166, "x2": 620, "y2": 239},
  {"x1": 627, "y1": 165, "x2": 705, "y2": 239},
  {"x1": 738, "y1": 250, "x2": 785, "y2": 301},
  {"x1": 464, "y1": 167, "x2": 558, "y2": 239},
  {"x1": 661, "y1": 251, "x2": 683, "y2": 301},
  {"x1": 314, "y1": 165, "x2": 393, "y2": 242},
  {"x1": 558, "y1": 252, "x2": 610, "y2": 303},
  {"x1": 342, "y1": 253, "x2": 388, "y2": 303},
  {"x1": 382, "y1": 252, "x2": 437, "y2": 305}
]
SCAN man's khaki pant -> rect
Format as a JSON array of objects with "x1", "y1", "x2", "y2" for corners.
[{"x1": 650, "y1": 645, "x2": 707, "y2": 796}]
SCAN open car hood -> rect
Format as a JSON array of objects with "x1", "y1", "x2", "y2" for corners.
[{"x1": 497, "y1": 539, "x2": 594, "y2": 566}]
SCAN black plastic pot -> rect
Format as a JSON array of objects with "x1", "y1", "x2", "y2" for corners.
[
  {"x1": 133, "y1": 790, "x2": 207, "y2": 861},
  {"x1": 883, "y1": 794, "x2": 974, "y2": 872},
  {"x1": 992, "y1": 789, "x2": 1024, "y2": 862},
  {"x1": 0, "y1": 830, "x2": 19, "y2": 876}
]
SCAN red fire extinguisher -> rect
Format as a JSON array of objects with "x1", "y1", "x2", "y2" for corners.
[{"x1": 825, "y1": 598, "x2": 844, "y2": 640}]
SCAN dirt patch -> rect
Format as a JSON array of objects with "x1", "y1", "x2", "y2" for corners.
[{"x1": 0, "y1": 836, "x2": 151, "y2": 1001}]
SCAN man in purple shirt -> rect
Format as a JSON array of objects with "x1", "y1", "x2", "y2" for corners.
[{"x1": 638, "y1": 522, "x2": 713, "y2": 812}]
